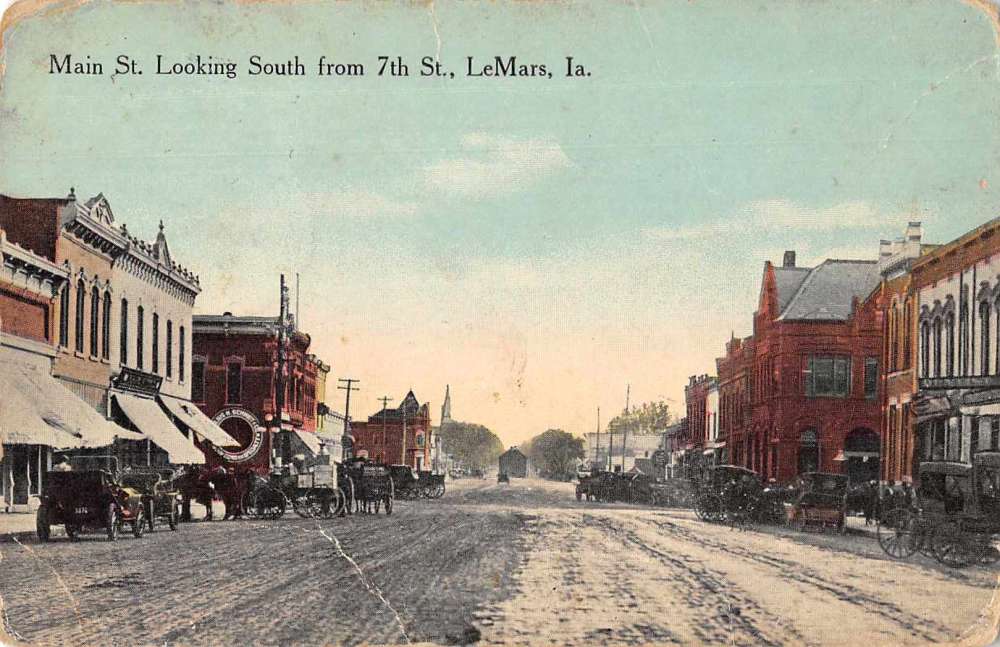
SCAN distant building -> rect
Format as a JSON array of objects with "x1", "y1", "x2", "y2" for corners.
[
  {"x1": 583, "y1": 431, "x2": 663, "y2": 472},
  {"x1": 351, "y1": 391, "x2": 432, "y2": 470},
  {"x1": 499, "y1": 446, "x2": 527, "y2": 478}
]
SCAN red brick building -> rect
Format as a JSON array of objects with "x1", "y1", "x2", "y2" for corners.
[
  {"x1": 351, "y1": 391, "x2": 432, "y2": 470},
  {"x1": 684, "y1": 374, "x2": 713, "y2": 453},
  {"x1": 746, "y1": 251, "x2": 883, "y2": 484},
  {"x1": 191, "y1": 313, "x2": 323, "y2": 473},
  {"x1": 717, "y1": 335, "x2": 753, "y2": 467}
]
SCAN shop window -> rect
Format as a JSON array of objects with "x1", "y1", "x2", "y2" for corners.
[
  {"x1": 74, "y1": 279, "x2": 84, "y2": 353},
  {"x1": 166, "y1": 320, "x2": 173, "y2": 378},
  {"x1": 191, "y1": 359, "x2": 206, "y2": 402},
  {"x1": 152, "y1": 313, "x2": 160, "y2": 374},
  {"x1": 226, "y1": 361, "x2": 242, "y2": 404},
  {"x1": 864, "y1": 358, "x2": 878, "y2": 400},
  {"x1": 120, "y1": 299, "x2": 129, "y2": 366},
  {"x1": 58, "y1": 285, "x2": 69, "y2": 347},
  {"x1": 136, "y1": 306, "x2": 145, "y2": 370},
  {"x1": 804, "y1": 356, "x2": 851, "y2": 398},
  {"x1": 102, "y1": 291, "x2": 111, "y2": 360}
]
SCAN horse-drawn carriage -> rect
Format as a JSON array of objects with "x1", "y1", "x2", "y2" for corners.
[
  {"x1": 878, "y1": 453, "x2": 1000, "y2": 568},
  {"x1": 240, "y1": 464, "x2": 349, "y2": 520},
  {"x1": 342, "y1": 459, "x2": 394, "y2": 514},
  {"x1": 389, "y1": 465, "x2": 446, "y2": 499},
  {"x1": 120, "y1": 467, "x2": 183, "y2": 531},
  {"x1": 693, "y1": 465, "x2": 784, "y2": 525},
  {"x1": 37, "y1": 460, "x2": 147, "y2": 541},
  {"x1": 785, "y1": 472, "x2": 848, "y2": 532}
]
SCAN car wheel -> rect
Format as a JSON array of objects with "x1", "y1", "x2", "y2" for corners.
[
  {"x1": 132, "y1": 508, "x2": 146, "y2": 538},
  {"x1": 36, "y1": 506, "x2": 50, "y2": 542},
  {"x1": 168, "y1": 507, "x2": 178, "y2": 531},
  {"x1": 65, "y1": 524, "x2": 80, "y2": 540},
  {"x1": 107, "y1": 505, "x2": 119, "y2": 542}
]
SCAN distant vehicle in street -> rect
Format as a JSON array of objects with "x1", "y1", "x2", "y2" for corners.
[
  {"x1": 498, "y1": 472, "x2": 510, "y2": 484},
  {"x1": 37, "y1": 463, "x2": 147, "y2": 541},
  {"x1": 785, "y1": 472, "x2": 848, "y2": 532}
]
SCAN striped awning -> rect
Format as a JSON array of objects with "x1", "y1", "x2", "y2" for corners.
[
  {"x1": 159, "y1": 395, "x2": 239, "y2": 448},
  {"x1": 112, "y1": 393, "x2": 204, "y2": 464}
]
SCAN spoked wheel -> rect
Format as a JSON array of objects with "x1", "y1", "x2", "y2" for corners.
[
  {"x1": 106, "y1": 505, "x2": 119, "y2": 542},
  {"x1": 932, "y1": 520, "x2": 983, "y2": 568},
  {"x1": 146, "y1": 502, "x2": 156, "y2": 533},
  {"x1": 384, "y1": 495, "x2": 393, "y2": 516},
  {"x1": 263, "y1": 488, "x2": 287, "y2": 520},
  {"x1": 435, "y1": 483, "x2": 446, "y2": 499},
  {"x1": 877, "y1": 508, "x2": 918, "y2": 559},
  {"x1": 695, "y1": 494, "x2": 724, "y2": 523}
]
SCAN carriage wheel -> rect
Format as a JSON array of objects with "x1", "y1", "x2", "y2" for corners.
[
  {"x1": 695, "y1": 494, "x2": 723, "y2": 523},
  {"x1": 293, "y1": 491, "x2": 315, "y2": 519},
  {"x1": 877, "y1": 508, "x2": 918, "y2": 559},
  {"x1": 932, "y1": 520, "x2": 983, "y2": 568},
  {"x1": 436, "y1": 483, "x2": 446, "y2": 499},
  {"x1": 384, "y1": 494, "x2": 393, "y2": 516},
  {"x1": 265, "y1": 488, "x2": 287, "y2": 520},
  {"x1": 146, "y1": 501, "x2": 156, "y2": 533}
]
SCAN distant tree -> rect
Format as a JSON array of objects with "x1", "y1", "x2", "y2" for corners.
[
  {"x1": 438, "y1": 421, "x2": 504, "y2": 470},
  {"x1": 607, "y1": 400, "x2": 672, "y2": 436},
  {"x1": 525, "y1": 429, "x2": 585, "y2": 481}
]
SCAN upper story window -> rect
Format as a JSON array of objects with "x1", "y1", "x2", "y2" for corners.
[
  {"x1": 902, "y1": 299, "x2": 913, "y2": 370},
  {"x1": 179, "y1": 326, "x2": 186, "y2": 382},
  {"x1": 166, "y1": 320, "x2": 173, "y2": 379},
  {"x1": 888, "y1": 305, "x2": 899, "y2": 372},
  {"x1": 120, "y1": 299, "x2": 129, "y2": 366},
  {"x1": 89, "y1": 286, "x2": 99, "y2": 357},
  {"x1": 74, "y1": 279, "x2": 85, "y2": 353},
  {"x1": 932, "y1": 317, "x2": 943, "y2": 377},
  {"x1": 804, "y1": 356, "x2": 851, "y2": 398},
  {"x1": 101, "y1": 291, "x2": 111, "y2": 360},
  {"x1": 152, "y1": 313, "x2": 160, "y2": 375},
  {"x1": 920, "y1": 321, "x2": 931, "y2": 378},
  {"x1": 864, "y1": 357, "x2": 879, "y2": 400},
  {"x1": 191, "y1": 357, "x2": 206, "y2": 403},
  {"x1": 136, "y1": 306, "x2": 145, "y2": 370},
  {"x1": 982, "y1": 301, "x2": 993, "y2": 376},
  {"x1": 58, "y1": 285, "x2": 69, "y2": 348},
  {"x1": 946, "y1": 312, "x2": 956, "y2": 377},
  {"x1": 226, "y1": 361, "x2": 242, "y2": 404},
  {"x1": 960, "y1": 303, "x2": 970, "y2": 376}
]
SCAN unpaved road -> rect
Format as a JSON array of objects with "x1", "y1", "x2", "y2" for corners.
[{"x1": 1, "y1": 478, "x2": 997, "y2": 646}]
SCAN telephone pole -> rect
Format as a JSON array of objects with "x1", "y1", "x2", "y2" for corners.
[
  {"x1": 338, "y1": 378, "x2": 360, "y2": 461},
  {"x1": 378, "y1": 395, "x2": 393, "y2": 463},
  {"x1": 275, "y1": 275, "x2": 291, "y2": 466},
  {"x1": 594, "y1": 406, "x2": 600, "y2": 466},
  {"x1": 622, "y1": 383, "x2": 630, "y2": 472}
]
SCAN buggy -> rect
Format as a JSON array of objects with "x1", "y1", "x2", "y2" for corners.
[
  {"x1": 120, "y1": 467, "x2": 183, "y2": 531},
  {"x1": 343, "y1": 460, "x2": 394, "y2": 514},
  {"x1": 785, "y1": 472, "x2": 848, "y2": 532},
  {"x1": 693, "y1": 465, "x2": 780, "y2": 524},
  {"x1": 877, "y1": 453, "x2": 1000, "y2": 568},
  {"x1": 418, "y1": 470, "x2": 446, "y2": 499},
  {"x1": 37, "y1": 466, "x2": 147, "y2": 541}
]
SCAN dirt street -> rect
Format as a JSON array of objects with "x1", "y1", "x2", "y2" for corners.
[{"x1": 1, "y1": 478, "x2": 997, "y2": 646}]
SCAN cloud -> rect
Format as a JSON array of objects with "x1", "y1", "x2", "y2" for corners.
[
  {"x1": 424, "y1": 133, "x2": 571, "y2": 199},
  {"x1": 300, "y1": 189, "x2": 419, "y2": 220},
  {"x1": 646, "y1": 199, "x2": 905, "y2": 242}
]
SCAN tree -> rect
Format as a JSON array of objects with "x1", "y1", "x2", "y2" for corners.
[
  {"x1": 525, "y1": 429, "x2": 585, "y2": 481},
  {"x1": 438, "y1": 421, "x2": 504, "y2": 470},
  {"x1": 607, "y1": 400, "x2": 672, "y2": 436}
]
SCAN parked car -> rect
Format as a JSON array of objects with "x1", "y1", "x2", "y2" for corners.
[
  {"x1": 120, "y1": 467, "x2": 183, "y2": 531},
  {"x1": 37, "y1": 469, "x2": 147, "y2": 541}
]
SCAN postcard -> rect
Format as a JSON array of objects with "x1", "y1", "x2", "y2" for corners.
[{"x1": 0, "y1": 1, "x2": 999, "y2": 645}]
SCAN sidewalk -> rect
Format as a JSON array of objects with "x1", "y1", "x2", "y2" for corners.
[{"x1": 0, "y1": 502, "x2": 226, "y2": 542}]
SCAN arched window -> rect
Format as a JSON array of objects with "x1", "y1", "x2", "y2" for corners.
[
  {"x1": 920, "y1": 321, "x2": 931, "y2": 377},
  {"x1": 58, "y1": 285, "x2": 69, "y2": 348},
  {"x1": 136, "y1": 306, "x2": 145, "y2": 370},
  {"x1": 89, "y1": 286, "x2": 99, "y2": 357},
  {"x1": 960, "y1": 303, "x2": 970, "y2": 376},
  {"x1": 799, "y1": 428, "x2": 819, "y2": 474},
  {"x1": 166, "y1": 320, "x2": 173, "y2": 378},
  {"x1": 74, "y1": 279, "x2": 85, "y2": 353},
  {"x1": 903, "y1": 299, "x2": 913, "y2": 370},
  {"x1": 179, "y1": 326, "x2": 186, "y2": 382},
  {"x1": 946, "y1": 312, "x2": 956, "y2": 377},
  {"x1": 983, "y1": 301, "x2": 993, "y2": 376},
  {"x1": 102, "y1": 291, "x2": 111, "y2": 360},
  {"x1": 120, "y1": 299, "x2": 129, "y2": 366},
  {"x1": 889, "y1": 305, "x2": 899, "y2": 372},
  {"x1": 933, "y1": 317, "x2": 943, "y2": 377},
  {"x1": 152, "y1": 312, "x2": 160, "y2": 374}
]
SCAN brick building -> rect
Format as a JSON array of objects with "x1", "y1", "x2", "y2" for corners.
[
  {"x1": 911, "y1": 217, "x2": 1000, "y2": 471},
  {"x1": 745, "y1": 250, "x2": 883, "y2": 484},
  {"x1": 351, "y1": 391, "x2": 432, "y2": 470},
  {"x1": 191, "y1": 313, "x2": 323, "y2": 473},
  {"x1": 717, "y1": 335, "x2": 753, "y2": 467}
]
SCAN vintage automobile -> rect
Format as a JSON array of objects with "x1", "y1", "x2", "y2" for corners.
[
  {"x1": 37, "y1": 468, "x2": 147, "y2": 541},
  {"x1": 878, "y1": 453, "x2": 1000, "y2": 567},
  {"x1": 120, "y1": 467, "x2": 183, "y2": 531},
  {"x1": 785, "y1": 472, "x2": 848, "y2": 532}
]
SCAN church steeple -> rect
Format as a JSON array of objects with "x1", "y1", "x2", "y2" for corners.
[{"x1": 440, "y1": 384, "x2": 452, "y2": 425}]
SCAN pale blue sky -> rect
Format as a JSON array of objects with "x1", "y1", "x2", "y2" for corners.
[{"x1": 1, "y1": 1, "x2": 998, "y2": 443}]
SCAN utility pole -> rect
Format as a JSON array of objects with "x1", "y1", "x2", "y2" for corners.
[
  {"x1": 401, "y1": 403, "x2": 408, "y2": 468},
  {"x1": 607, "y1": 421, "x2": 614, "y2": 472},
  {"x1": 622, "y1": 383, "x2": 630, "y2": 472},
  {"x1": 594, "y1": 406, "x2": 600, "y2": 466},
  {"x1": 378, "y1": 396, "x2": 393, "y2": 463},
  {"x1": 275, "y1": 275, "x2": 291, "y2": 467},
  {"x1": 338, "y1": 378, "x2": 360, "y2": 461}
]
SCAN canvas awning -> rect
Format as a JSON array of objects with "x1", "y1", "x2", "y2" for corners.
[
  {"x1": 293, "y1": 429, "x2": 322, "y2": 456},
  {"x1": 961, "y1": 403, "x2": 1000, "y2": 417},
  {"x1": 159, "y1": 395, "x2": 239, "y2": 448},
  {"x1": 112, "y1": 393, "x2": 205, "y2": 464},
  {"x1": 0, "y1": 360, "x2": 142, "y2": 448}
]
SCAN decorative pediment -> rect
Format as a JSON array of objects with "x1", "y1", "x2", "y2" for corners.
[
  {"x1": 85, "y1": 193, "x2": 115, "y2": 227},
  {"x1": 154, "y1": 220, "x2": 171, "y2": 266}
]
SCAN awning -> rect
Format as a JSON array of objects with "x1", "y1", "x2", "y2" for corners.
[
  {"x1": 293, "y1": 429, "x2": 322, "y2": 456},
  {"x1": 961, "y1": 403, "x2": 1000, "y2": 417},
  {"x1": 159, "y1": 395, "x2": 239, "y2": 448},
  {"x1": 112, "y1": 393, "x2": 205, "y2": 464},
  {"x1": 1, "y1": 360, "x2": 142, "y2": 448}
]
